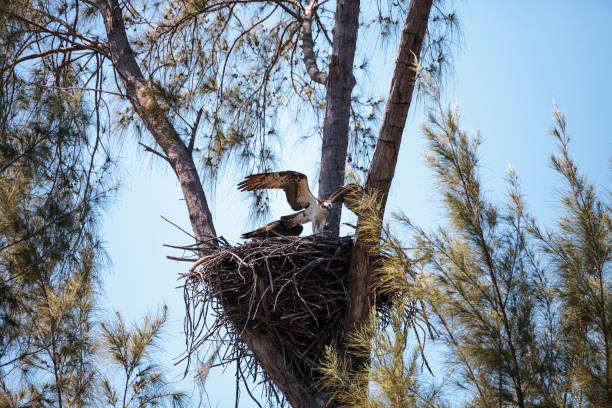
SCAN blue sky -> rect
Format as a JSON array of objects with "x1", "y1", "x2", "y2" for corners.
[{"x1": 101, "y1": 0, "x2": 612, "y2": 405}]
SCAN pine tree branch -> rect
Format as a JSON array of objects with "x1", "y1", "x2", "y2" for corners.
[
  {"x1": 301, "y1": 0, "x2": 328, "y2": 84},
  {"x1": 0, "y1": 347, "x2": 46, "y2": 369},
  {"x1": 0, "y1": 137, "x2": 46, "y2": 175},
  {"x1": 25, "y1": 83, "x2": 125, "y2": 98},
  {"x1": 138, "y1": 142, "x2": 170, "y2": 162},
  {"x1": 9, "y1": 45, "x2": 90, "y2": 66},
  {"x1": 430, "y1": 301, "x2": 491, "y2": 407},
  {"x1": 0, "y1": 196, "x2": 99, "y2": 253},
  {"x1": 187, "y1": 107, "x2": 204, "y2": 154},
  {"x1": 7, "y1": 10, "x2": 109, "y2": 58},
  {"x1": 445, "y1": 126, "x2": 526, "y2": 406},
  {"x1": 271, "y1": 0, "x2": 303, "y2": 20}
]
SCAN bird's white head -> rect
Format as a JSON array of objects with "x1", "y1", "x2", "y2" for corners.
[{"x1": 322, "y1": 201, "x2": 333, "y2": 212}]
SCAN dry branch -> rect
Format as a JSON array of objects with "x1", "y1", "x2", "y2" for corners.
[{"x1": 301, "y1": 0, "x2": 328, "y2": 84}]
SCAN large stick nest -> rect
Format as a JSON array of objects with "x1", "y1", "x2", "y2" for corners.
[{"x1": 180, "y1": 235, "x2": 390, "y2": 398}]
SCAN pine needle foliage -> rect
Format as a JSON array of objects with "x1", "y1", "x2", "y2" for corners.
[
  {"x1": 528, "y1": 107, "x2": 612, "y2": 407},
  {"x1": 100, "y1": 306, "x2": 189, "y2": 408},
  {"x1": 318, "y1": 75, "x2": 610, "y2": 408},
  {"x1": 0, "y1": 4, "x2": 111, "y2": 402},
  {"x1": 1, "y1": 5, "x2": 186, "y2": 406},
  {"x1": 410, "y1": 82, "x2": 611, "y2": 406},
  {"x1": 2, "y1": 0, "x2": 459, "y2": 223},
  {"x1": 316, "y1": 174, "x2": 446, "y2": 407},
  {"x1": 410, "y1": 78, "x2": 544, "y2": 408},
  {"x1": 318, "y1": 306, "x2": 446, "y2": 408}
]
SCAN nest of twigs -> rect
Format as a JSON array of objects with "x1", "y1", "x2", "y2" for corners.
[{"x1": 179, "y1": 235, "x2": 390, "y2": 401}]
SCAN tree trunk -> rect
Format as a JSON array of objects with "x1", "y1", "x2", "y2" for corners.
[
  {"x1": 240, "y1": 332, "x2": 326, "y2": 408},
  {"x1": 98, "y1": 0, "x2": 432, "y2": 404},
  {"x1": 316, "y1": 0, "x2": 360, "y2": 236},
  {"x1": 97, "y1": 1, "x2": 325, "y2": 406},
  {"x1": 344, "y1": 0, "x2": 433, "y2": 334}
]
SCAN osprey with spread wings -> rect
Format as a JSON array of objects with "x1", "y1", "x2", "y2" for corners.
[{"x1": 237, "y1": 171, "x2": 360, "y2": 239}]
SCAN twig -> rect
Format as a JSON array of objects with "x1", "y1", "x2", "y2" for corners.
[
  {"x1": 187, "y1": 107, "x2": 204, "y2": 153},
  {"x1": 138, "y1": 142, "x2": 170, "y2": 162}
]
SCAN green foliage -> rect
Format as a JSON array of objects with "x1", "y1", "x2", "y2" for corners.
[
  {"x1": 100, "y1": 306, "x2": 189, "y2": 408},
  {"x1": 0, "y1": 5, "x2": 109, "y2": 404},
  {"x1": 318, "y1": 307, "x2": 447, "y2": 408},
  {"x1": 3, "y1": 0, "x2": 459, "y2": 223},
  {"x1": 0, "y1": 6, "x2": 185, "y2": 406},
  {"x1": 316, "y1": 176, "x2": 447, "y2": 407},
  {"x1": 528, "y1": 107, "x2": 612, "y2": 407},
  {"x1": 318, "y1": 76, "x2": 611, "y2": 408},
  {"x1": 410, "y1": 79, "x2": 547, "y2": 407}
]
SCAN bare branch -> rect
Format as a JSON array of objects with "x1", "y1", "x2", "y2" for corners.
[
  {"x1": 301, "y1": 0, "x2": 328, "y2": 84},
  {"x1": 138, "y1": 142, "x2": 170, "y2": 162},
  {"x1": 9, "y1": 45, "x2": 90, "y2": 67},
  {"x1": 25, "y1": 83, "x2": 125, "y2": 98},
  {"x1": 188, "y1": 107, "x2": 204, "y2": 154},
  {"x1": 271, "y1": 0, "x2": 303, "y2": 20},
  {"x1": 157, "y1": 0, "x2": 301, "y2": 36},
  {"x1": 7, "y1": 9, "x2": 109, "y2": 57},
  {"x1": 218, "y1": 7, "x2": 280, "y2": 102},
  {"x1": 0, "y1": 347, "x2": 46, "y2": 369},
  {"x1": 314, "y1": 10, "x2": 333, "y2": 46}
]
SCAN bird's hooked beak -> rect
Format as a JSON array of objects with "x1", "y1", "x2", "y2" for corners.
[{"x1": 322, "y1": 202, "x2": 333, "y2": 212}]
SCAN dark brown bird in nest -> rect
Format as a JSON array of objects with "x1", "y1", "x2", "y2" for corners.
[
  {"x1": 238, "y1": 171, "x2": 361, "y2": 239},
  {"x1": 240, "y1": 220, "x2": 304, "y2": 239}
]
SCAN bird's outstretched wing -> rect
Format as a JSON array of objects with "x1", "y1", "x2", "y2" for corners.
[
  {"x1": 325, "y1": 183, "x2": 364, "y2": 214},
  {"x1": 241, "y1": 220, "x2": 303, "y2": 239},
  {"x1": 237, "y1": 171, "x2": 313, "y2": 211}
]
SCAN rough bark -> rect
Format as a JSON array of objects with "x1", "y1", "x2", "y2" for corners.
[
  {"x1": 97, "y1": 1, "x2": 325, "y2": 406},
  {"x1": 241, "y1": 332, "x2": 326, "y2": 408},
  {"x1": 344, "y1": 0, "x2": 433, "y2": 331},
  {"x1": 316, "y1": 0, "x2": 360, "y2": 236}
]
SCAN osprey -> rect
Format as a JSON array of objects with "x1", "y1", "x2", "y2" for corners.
[{"x1": 238, "y1": 171, "x2": 360, "y2": 239}]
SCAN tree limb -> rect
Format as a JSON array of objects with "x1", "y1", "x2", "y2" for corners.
[
  {"x1": 301, "y1": 0, "x2": 328, "y2": 84},
  {"x1": 96, "y1": 0, "x2": 217, "y2": 245},
  {"x1": 345, "y1": 0, "x2": 433, "y2": 332},
  {"x1": 187, "y1": 107, "x2": 204, "y2": 154},
  {"x1": 0, "y1": 347, "x2": 46, "y2": 369},
  {"x1": 9, "y1": 45, "x2": 90, "y2": 67},
  {"x1": 7, "y1": 10, "x2": 109, "y2": 57},
  {"x1": 138, "y1": 142, "x2": 170, "y2": 162}
]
